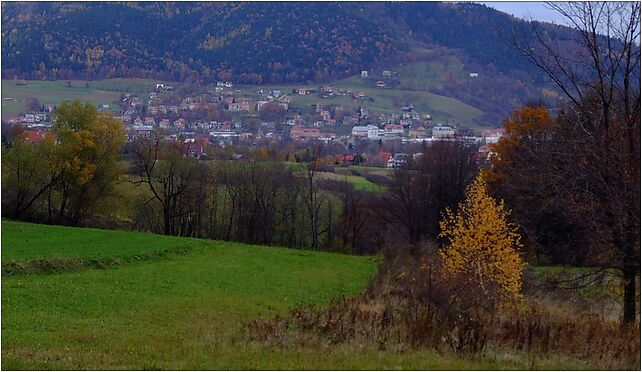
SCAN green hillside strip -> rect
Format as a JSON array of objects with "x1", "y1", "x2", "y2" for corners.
[
  {"x1": 1, "y1": 79, "x2": 159, "y2": 118},
  {"x1": 331, "y1": 79, "x2": 484, "y2": 124},
  {"x1": 1, "y1": 221, "x2": 383, "y2": 369},
  {"x1": 1, "y1": 219, "x2": 210, "y2": 262}
]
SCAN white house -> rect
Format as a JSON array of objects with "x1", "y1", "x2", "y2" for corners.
[
  {"x1": 351, "y1": 125, "x2": 380, "y2": 140},
  {"x1": 432, "y1": 125, "x2": 455, "y2": 139}
]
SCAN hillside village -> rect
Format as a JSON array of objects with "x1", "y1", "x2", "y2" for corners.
[
  {"x1": 2, "y1": 2, "x2": 640, "y2": 370},
  {"x1": 5, "y1": 73, "x2": 504, "y2": 168}
]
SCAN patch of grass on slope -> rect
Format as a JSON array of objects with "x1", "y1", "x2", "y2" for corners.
[
  {"x1": 0, "y1": 79, "x2": 162, "y2": 118},
  {"x1": 1, "y1": 80, "x2": 119, "y2": 117},
  {"x1": 316, "y1": 172, "x2": 386, "y2": 192},
  {"x1": 1, "y1": 219, "x2": 207, "y2": 262},
  {"x1": 1, "y1": 220, "x2": 375, "y2": 369}
]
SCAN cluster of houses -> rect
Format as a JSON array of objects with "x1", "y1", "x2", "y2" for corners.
[
  {"x1": 360, "y1": 69, "x2": 396, "y2": 89},
  {"x1": 5, "y1": 112, "x2": 51, "y2": 128},
  {"x1": 350, "y1": 124, "x2": 455, "y2": 141},
  {"x1": 5, "y1": 76, "x2": 507, "y2": 165},
  {"x1": 111, "y1": 85, "x2": 277, "y2": 142},
  {"x1": 348, "y1": 123, "x2": 503, "y2": 146}
]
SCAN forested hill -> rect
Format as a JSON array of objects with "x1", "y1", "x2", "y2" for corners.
[{"x1": 2, "y1": 2, "x2": 572, "y2": 84}]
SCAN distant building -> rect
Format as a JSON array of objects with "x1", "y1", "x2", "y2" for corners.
[
  {"x1": 130, "y1": 125, "x2": 154, "y2": 140},
  {"x1": 361, "y1": 70, "x2": 368, "y2": 78},
  {"x1": 432, "y1": 125, "x2": 455, "y2": 139},
  {"x1": 182, "y1": 138, "x2": 207, "y2": 158},
  {"x1": 353, "y1": 92, "x2": 367, "y2": 100},
  {"x1": 384, "y1": 124, "x2": 404, "y2": 136},
  {"x1": 482, "y1": 128, "x2": 505, "y2": 144},
  {"x1": 351, "y1": 125, "x2": 369, "y2": 138},
  {"x1": 469, "y1": 72, "x2": 479, "y2": 78},
  {"x1": 21, "y1": 130, "x2": 48, "y2": 144},
  {"x1": 290, "y1": 125, "x2": 322, "y2": 141},
  {"x1": 382, "y1": 70, "x2": 392, "y2": 77},
  {"x1": 256, "y1": 100, "x2": 269, "y2": 111},
  {"x1": 228, "y1": 101, "x2": 252, "y2": 112},
  {"x1": 387, "y1": 153, "x2": 409, "y2": 168},
  {"x1": 351, "y1": 125, "x2": 380, "y2": 140},
  {"x1": 409, "y1": 126, "x2": 427, "y2": 138},
  {"x1": 359, "y1": 106, "x2": 369, "y2": 119}
]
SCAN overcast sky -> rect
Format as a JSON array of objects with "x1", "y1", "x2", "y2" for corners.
[{"x1": 479, "y1": 2, "x2": 568, "y2": 24}]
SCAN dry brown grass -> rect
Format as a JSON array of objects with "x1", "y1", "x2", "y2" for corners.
[{"x1": 249, "y1": 244, "x2": 641, "y2": 370}]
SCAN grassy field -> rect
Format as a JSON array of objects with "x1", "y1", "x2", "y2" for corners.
[
  {"x1": 1, "y1": 220, "x2": 607, "y2": 369},
  {"x1": 1, "y1": 220, "x2": 379, "y2": 369},
  {"x1": 1, "y1": 79, "x2": 162, "y2": 119},
  {"x1": 235, "y1": 75, "x2": 484, "y2": 126},
  {"x1": 317, "y1": 172, "x2": 386, "y2": 192},
  {"x1": 331, "y1": 58, "x2": 485, "y2": 126},
  {"x1": 1, "y1": 219, "x2": 204, "y2": 261},
  {"x1": 347, "y1": 165, "x2": 395, "y2": 175}
]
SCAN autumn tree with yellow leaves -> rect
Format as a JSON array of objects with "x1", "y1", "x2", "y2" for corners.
[
  {"x1": 439, "y1": 172, "x2": 525, "y2": 308},
  {"x1": 2, "y1": 100, "x2": 126, "y2": 226},
  {"x1": 52, "y1": 101, "x2": 126, "y2": 226}
]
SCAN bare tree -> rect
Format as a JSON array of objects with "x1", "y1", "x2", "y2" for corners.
[
  {"x1": 379, "y1": 141, "x2": 478, "y2": 245},
  {"x1": 512, "y1": 2, "x2": 640, "y2": 324},
  {"x1": 132, "y1": 136, "x2": 209, "y2": 236},
  {"x1": 298, "y1": 143, "x2": 326, "y2": 251},
  {"x1": 332, "y1": 180, "x2": 369, "y2": 254},
  {"x1": 220, "y1": 162, "x2": 288, "y2": 244},
  {"x1": 2, "y1": 135, "x2": 60, "y2": 219}
]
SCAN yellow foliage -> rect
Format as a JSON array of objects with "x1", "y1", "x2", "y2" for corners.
[{"x1": 439, "y1": 172, "x2": 525, "y2": 305}]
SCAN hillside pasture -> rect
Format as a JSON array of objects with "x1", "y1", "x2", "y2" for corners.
[{"x1": 0, "y1": 79, "x2": 162, "y2": 119}]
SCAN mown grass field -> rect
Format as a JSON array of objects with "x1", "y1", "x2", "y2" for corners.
[
  {"x1": 1, "y1": 220, "x2": 604, "y2": 369},
  {"x1": 1, "y1": 220, "x2": 377, "y2": 369},
  {"x1": 1, "y1": 219, "x2": 204, "y2": 261}
]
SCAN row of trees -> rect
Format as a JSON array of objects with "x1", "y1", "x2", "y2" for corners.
[
  {"x1": 130, "y1": 139, "x2": 332, "y2": 250},
  {"x1": 126, "y1": 136, "x2": 482, "y2": 253}
]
